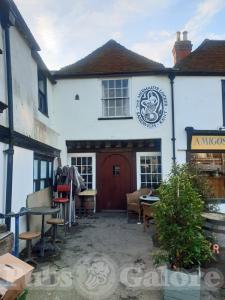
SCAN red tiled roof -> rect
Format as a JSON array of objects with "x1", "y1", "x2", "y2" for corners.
[
  {"x1": 175, "y1": 39, "x2": 225, "y2": 72},
  {"x1": 55, "y1": 40, "x2": 165, "y2": 76}
]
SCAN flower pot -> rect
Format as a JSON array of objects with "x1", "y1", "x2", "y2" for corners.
[{"x1": 163, "y1": 266, "x2": 201, "y2": 300}]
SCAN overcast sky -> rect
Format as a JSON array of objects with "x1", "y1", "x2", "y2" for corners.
[{"x1": 14, "y1": 0, "x2": 225, "y2": 70}]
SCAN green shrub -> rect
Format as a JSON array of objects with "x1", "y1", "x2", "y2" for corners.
[{"x1": 154, "y1": 164, "x2": 213, "y2": 270}]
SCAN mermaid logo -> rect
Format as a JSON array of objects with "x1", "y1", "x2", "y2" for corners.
[{"x1": 136, "y1": 86, "x2": 168, "y2": 128}]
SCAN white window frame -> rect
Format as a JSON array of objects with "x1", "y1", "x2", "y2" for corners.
[
  {"x1": 67, "y1": 153, "x2": 96, "y2": 189},
  {"x1": 136, "y1": 152, "x2": 161, "y2": 189},
  {"x1": 101, "y1": 78, "x2": 130, "y2": 118}
]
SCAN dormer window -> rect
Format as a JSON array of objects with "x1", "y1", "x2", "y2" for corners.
[
  {"x1": 38, "y1": 70, "x2": 48, "y2": 116},
  {"x1": 101, "y1": 79, "x2": 130, "y2": 118}
]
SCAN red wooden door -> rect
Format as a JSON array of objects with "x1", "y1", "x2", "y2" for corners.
[{"x1": 97, "y1": 152, "x2": 135, "y2": 210}]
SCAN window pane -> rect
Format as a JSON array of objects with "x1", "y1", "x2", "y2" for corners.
[
  {"x1": 38, "y1": 79, "x2": 45, "y2": 94},
  {"x1": 108, "y1": 99, "x2": 115, "y2": 107},
  {"x1": 71, "y1": 157, "x2": 76, "y2": 165},
  {"x1": 34, "y1": 160, "x2": 38, "y2": 180},
  {"x1": 109, "y1": 80, "x2": 114, "y2": 88},
  {"x1": 49, "y1": 162, "x2": 52, "y2": 178},
  {"x1": 40, "y1": 180, "x2": 45, "y2": 190},
  {"x1": 123, "y1": 88, "x2": 128, "y2": 97},
  {"x1": 109, "y1": 89, "x2": 115, "y2": 98},
  {"x1": 116, "y1": 89, "x2": 122, "y2": 97},
  {"x1": 103, "y1": 88, "x2": 108, "y2": 98},
  {"x1": 122, "y1": 79, "x2": 128, "y2": 87},
  {"x1": 41, "y1": 161, "x2": 47, "y2": 178},
  {"x1": 102, "y1": 80, "x2": 108, "y2": 89},
  {"x1": 116, "y1": 107, "x2": 123, "y2": 116},
  {"x1": 109, "y1": 107, "x2": 115, "y2": 116},
  {"x1": 116, "y1": 80, "x2": 122, "y2": 88},
  {"x1": 103, "y1": 106, "x2": 108, "y2": 116},
  {"x1": 140, "y1": 157, "x2": 145, "y2": 164},
  {"x1": 123, "y1": 99, "x2": 129, "y2": 115}
]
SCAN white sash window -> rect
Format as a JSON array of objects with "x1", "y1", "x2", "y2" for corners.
[{"x1": 102, "y1": 79, "x2": 130, "y2": 117}]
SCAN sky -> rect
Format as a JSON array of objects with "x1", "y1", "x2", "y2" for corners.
[{"x1": 14, "y1": 0, "x2": 225, "y2": 70}]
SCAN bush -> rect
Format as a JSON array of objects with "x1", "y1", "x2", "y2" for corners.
[{"x1": 154, "y1": 164, "x2": 213, "y2": 270}]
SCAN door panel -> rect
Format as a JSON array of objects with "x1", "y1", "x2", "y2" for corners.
[{"x1": 97, "y1": 152, "x2": 135, "y2": 210}]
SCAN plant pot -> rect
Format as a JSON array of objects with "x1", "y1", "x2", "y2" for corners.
[{"x1": 163, "y1": 266, "x2": 201, "y2": 300}]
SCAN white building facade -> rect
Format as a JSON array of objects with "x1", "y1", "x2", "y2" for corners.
[{"x1": 0, "y1": 0, "x2": 225, "y2": 221}]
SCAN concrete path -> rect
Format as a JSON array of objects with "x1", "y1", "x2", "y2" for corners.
[
  {"x1": 27, "y1": 213, "x2": 161, "y2": 300},
  {"x1": 27, "y1": 213, "x2": 225, "y2": 300}
]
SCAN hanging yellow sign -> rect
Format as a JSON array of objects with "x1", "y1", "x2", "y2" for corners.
[{"x1": 191, "y1": 136, "x2": 225, "y2": 150}]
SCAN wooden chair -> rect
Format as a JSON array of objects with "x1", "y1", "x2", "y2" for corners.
[
  {"x1": 126, "y1": 188, "x2": 150, "y2": 222},
  {"x1": 19, "y1": 231, "x2": 41, "y2": 265}
]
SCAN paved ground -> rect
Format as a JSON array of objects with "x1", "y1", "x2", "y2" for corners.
[{"x1": 26, "y1": 213, "x2": 225, "y2": 300}]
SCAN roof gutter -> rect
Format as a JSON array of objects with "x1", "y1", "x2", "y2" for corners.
[
  {"x1": 168, "y1": 71, "x2": 176, "y2": 164},
  {"x1": 3, "y1": 11, "x2": 15, "y2": 230}
]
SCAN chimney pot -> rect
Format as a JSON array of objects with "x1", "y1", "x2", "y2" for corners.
[
  {"x1": 183, "y1": 31, "x2": 188, "y2": 41},
  {"x1": 172, "y1": 31, "x2": 192, "y2": 65},
  {"x1": 176, "y1": 31, "x2": 181, "y2": 41}
]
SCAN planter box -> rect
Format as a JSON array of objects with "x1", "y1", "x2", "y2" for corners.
[
  {"x1": 163, "y1": 267, "x2": 201, "y2": 300},
  {"x1": 0, "y1": 232, "x2": 14, "y2": 256}
]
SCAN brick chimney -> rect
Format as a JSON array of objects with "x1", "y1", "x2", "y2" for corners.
[{"x1": 172, "y1": 31, "x2": 192, "y2": 65}]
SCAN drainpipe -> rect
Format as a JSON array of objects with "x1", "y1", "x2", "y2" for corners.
[
  {"x1": 4, "y1": 14, "x2": 15, "y2": 230},
  {"x1": 168, "y1": 72, "x2": 176, "y2": 164}
]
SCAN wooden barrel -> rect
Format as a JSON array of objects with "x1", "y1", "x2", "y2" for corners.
[
  {"x1": 84, "y1": 197, "x2": 94, "y2": 210},
  {"x1": 75, "y1": 195, "x2": 81, "y2": 209},
  {"x1": 203, "y1": 212, "x2": 225, "y2": 247}
]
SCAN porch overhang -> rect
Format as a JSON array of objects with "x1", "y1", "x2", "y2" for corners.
[{"x1": 66, "y1": 139, "x2": 161, "y2": 153}]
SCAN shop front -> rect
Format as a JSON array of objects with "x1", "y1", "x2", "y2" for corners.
[
  {"x1": 186, "y1": 128, "x2": 225, "y2": 198},
  {"x1": 66, "y1": 139, "x2": 162, "y2": 211}
]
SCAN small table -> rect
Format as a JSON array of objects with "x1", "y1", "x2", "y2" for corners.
[
  {"x1": 78, "y1": 189, "x2": 97, "y2": 214},
  {"x1": 27, "y1": 207, "x2": 60, "y2": 257},
  {"x1": 139, "y1": 195, "x2": 160, "y2": 203}
]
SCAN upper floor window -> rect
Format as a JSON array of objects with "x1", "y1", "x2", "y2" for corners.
[
  {"x1": 38, "y1": 71, "x2": 48, "y2": 116},
  {"x1": 102, "y1": 79, "x2": 129, "y2": 118}
]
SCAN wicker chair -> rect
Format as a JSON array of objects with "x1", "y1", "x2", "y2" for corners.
[{"x1": 126, "y1": 188, "x2": 150, "y2": 222}]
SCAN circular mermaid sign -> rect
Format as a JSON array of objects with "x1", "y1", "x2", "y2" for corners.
[{"x1": 136, "y1": 86, "x2": 168, "y2": 128}]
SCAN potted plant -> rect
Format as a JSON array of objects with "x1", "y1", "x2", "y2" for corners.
[{"x1": 153, "y1": 164, "x2": 213, "y2": 300}]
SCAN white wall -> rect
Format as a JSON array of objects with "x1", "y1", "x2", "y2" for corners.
[
  {"x1": 175, "y1": 76, "x2": 225, "y2": 163},
  {"x1": 11, "y1": 146, "x2": 33, "y2": 248},
  {"x1": 10, "y1": 26, "x2": 58, "y2": 148},
  {"x1": 53, "y1": 76, "x2": 174, "y2": 179}
]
